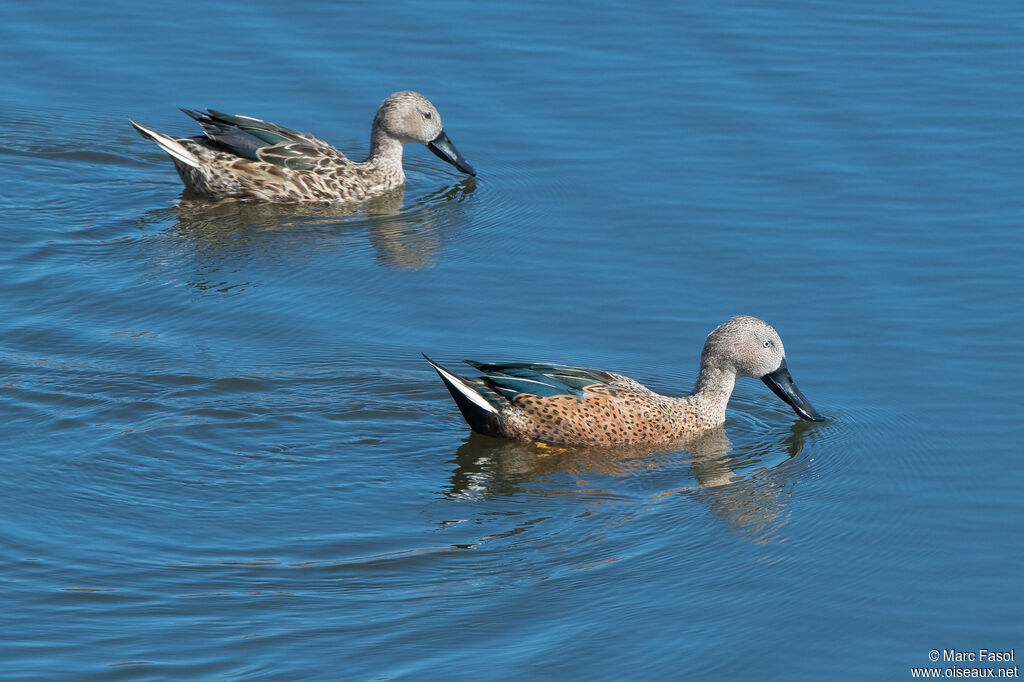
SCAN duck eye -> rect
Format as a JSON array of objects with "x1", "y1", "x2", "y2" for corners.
[{"x1": 762, "y1": 340, "x2": 771, "y2": 348}]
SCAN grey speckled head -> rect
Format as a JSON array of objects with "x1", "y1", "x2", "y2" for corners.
[
  {"x1": 373, "y1": 91, "x2": 475, "y2": 175},
  {"x1": 373, "y1": 92, "x2": 445, "y2": 144},
  {"x1": 701, "y1": 315, "x2": 787, "y2": 379},
  {"x1": 701, "y1": 316, "x2": 823, "y2": 422}
]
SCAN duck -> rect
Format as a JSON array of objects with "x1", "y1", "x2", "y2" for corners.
[
  {"x1": 425, "y1": 316, "x2": 824, "y2": 446},
  {"x1": 129, "y1": 91, "x2": 474, "y2": 202}
]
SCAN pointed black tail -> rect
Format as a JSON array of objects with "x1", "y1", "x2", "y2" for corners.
[{"x1": 423, "y1": 355, "x2": 506, "y2": 437}]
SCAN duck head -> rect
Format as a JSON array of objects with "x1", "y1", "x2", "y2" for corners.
[
  {"x1": 374, "y1": 91, "x2": 475, "y2": 175},
  {"x1": 703, "y1": 316, "x2": 825, "y2": 422}
]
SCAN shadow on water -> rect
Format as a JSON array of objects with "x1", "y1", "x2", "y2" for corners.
[
  {"x1": 443, "y1": 421, "x2": 816, "y2": 543},
  {"x1": 137, "y1": 176, "x2": 477, "y2": 278}
]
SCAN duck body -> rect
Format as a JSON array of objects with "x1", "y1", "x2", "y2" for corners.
[
  {"x1": 130, "y1": 91, "x2": 474, "y2": 202},
  {"x1": 426, "y1": 316, "x2": 824, "y2": 447},
  {"x1": 426, "y1": 360, "x2": 722, "y2": 446}
]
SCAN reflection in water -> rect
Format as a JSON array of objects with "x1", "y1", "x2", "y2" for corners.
[
  {"x1": 444, "y1": 422, "x2": 814, "y2": 544},
  {"x1": 691, "y1": 423, "x2": 816, "y2": 545},
  {"x1": 366, "y1": 178, "x2": 476, "y2": 269},
  {"x1": 140, "y1": 177, "x2": 476, "y2": 282}
]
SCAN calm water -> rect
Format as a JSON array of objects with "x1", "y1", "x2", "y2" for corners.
[{"x1": 2, "y1": 1, "x2": 1022, "y2": 679}]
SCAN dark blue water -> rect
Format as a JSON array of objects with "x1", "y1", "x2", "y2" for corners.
[{"x1": 2, "y1": 1, "x2": 1022, "y2": 679}]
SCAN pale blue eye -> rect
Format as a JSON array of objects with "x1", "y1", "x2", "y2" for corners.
[{"x1": 762, "y1": 340, "x2": 771, "y2": 348}]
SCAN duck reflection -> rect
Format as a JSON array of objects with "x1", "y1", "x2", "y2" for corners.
[
  {"x1": 690, "y1": 423, "x2": 815, "y2": 544},
  {"x1": 443, "y1": 421, "x2": 814, "y2": 543},
  {"x1": 366, "y1": 178, "x2": 476, "y2": 269},
  {"x1": 143, "y1": 176, "x2": 476, "y2": 278}
]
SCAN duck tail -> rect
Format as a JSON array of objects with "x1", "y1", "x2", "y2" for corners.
[
  {"x1": 129, "y1": 118, "x2": 201, "y2": 169},
  {"x1": 423, "y1": 354, "x2": 505, "y2": 436}
]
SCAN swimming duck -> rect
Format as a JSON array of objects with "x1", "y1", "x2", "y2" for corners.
[
  {"x1": 130, "y1": 91, "x2": 474, "y2": 202},
  {"x1": 425, "y1": 316, "x2": 824, "y2": 446}
]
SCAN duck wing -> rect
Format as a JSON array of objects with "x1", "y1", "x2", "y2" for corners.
[
  {"x1": 463, "y1": 361, "x2": 621, "y2": 399},
  {"x1": 181, "y1": 108, "x2": 348, "y2": 170}
]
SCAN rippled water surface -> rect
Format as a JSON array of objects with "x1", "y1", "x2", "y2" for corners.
[{"x1": 2, "y1": 2, "x2": 1023, "y2": 679}]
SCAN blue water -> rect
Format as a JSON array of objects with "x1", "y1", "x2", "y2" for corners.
[{"x1": 2, "y1": 1, "x2": 1022, "y2": 679}]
